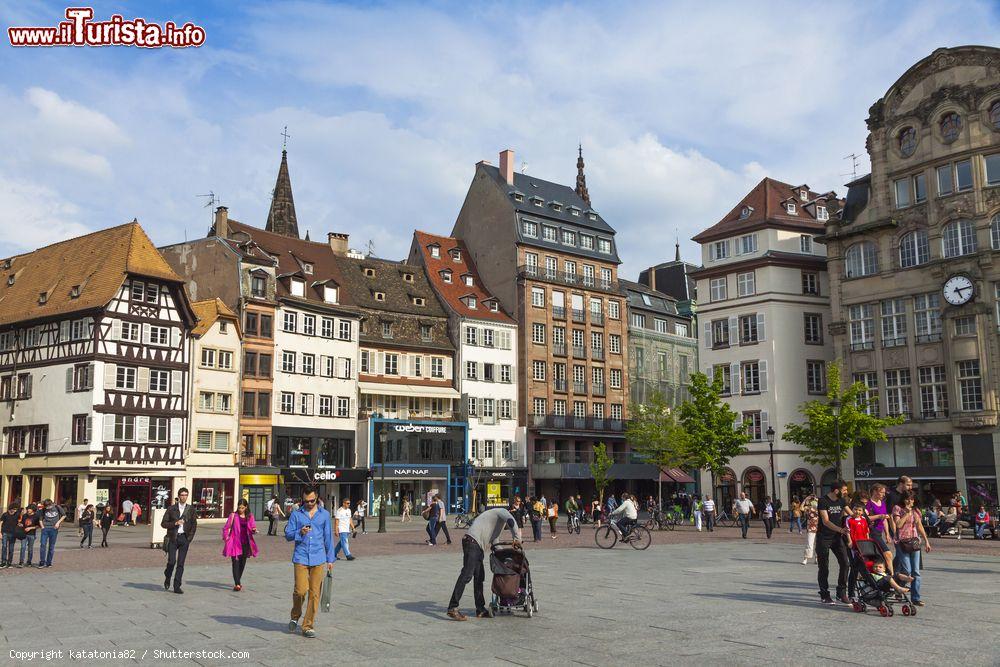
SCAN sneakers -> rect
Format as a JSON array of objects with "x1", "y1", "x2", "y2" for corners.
[
  {"x1": 819, "y1": 596, "x2": 835, "y2": 605},
  {"x1": 303, "y1": 629, "x2": 316, "y2": 638},
  {"x1": 476, "y1": 610, "x2": 494, "y2": 618},
  {"x1": 446, "y1": 609, "x2": 468, "y2": 621},
  {"x1": 164, "y1": 578, "x2": 170, "y2": 591},
  {"x1": 288, "y1": 620, "x2": 298, "y2": 632},
  {"x1": 801, "y1": 559, "x2": 808, "y2": 565},
  {"x1": 345, "y1": 556, "x2": 355, "y2": 561},
  {"x1": 836, "y1": 595, "x2": 851, "y2": 605},
  {"x1": 913, "y1": 600, "x2": 925, "y2": 607}
]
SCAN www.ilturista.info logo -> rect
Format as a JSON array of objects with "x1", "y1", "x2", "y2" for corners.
[{"x1": 8, "y1": 7, "x2": 205, "y2": 48}]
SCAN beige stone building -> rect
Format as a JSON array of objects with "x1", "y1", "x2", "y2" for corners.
[{"x1": 821, "y1": 46, "x2": 1000, "y2": 508}]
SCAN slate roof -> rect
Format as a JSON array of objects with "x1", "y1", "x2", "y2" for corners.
[
  {"x1": 191, "y1": 297, "x2": 240, "y2": 337},
  {"x1": 840, "y1": 174, "x2": 872, "y2": 225},
  {"x1": 692, "y1": 177, "x2": 843, "y2": 243},
  {"x1": 621, "y1": 279, "x2": 681, "y2": 317},
  {"x1": 265, "y1": 150, "x2": 299, "y2": 239},
  {"x1": 336, "y1": 253, "x2": 447, "y2": 317},
  {"x1": 637, "y1": 261, "x2": 698, "y2": 303},
  {"x1": 411, "y1": 231, "x2": 515, "y2": 324},
  {"x1": 0, "y1": 222, "x2": 187, "y2": 327}
]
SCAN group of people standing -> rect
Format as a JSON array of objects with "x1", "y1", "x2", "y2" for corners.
[{"x1": 0, "y1": 499, "x2": 111, "y2": 569}]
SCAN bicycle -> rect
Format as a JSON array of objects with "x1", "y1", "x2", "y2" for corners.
[
  {"x1": 595, "y1": 519, "x2": 651, "y2": 550},
  {"x1": 643, "y1": 510, "x2": 674, "y2": 531},
  {"x1": 714, "y1": 509, "x2": 736, "y2": 528},
  {"x1": 566, "y1": 512, "x2": 581, "y2": 534},
  {"x1": 454, "y1": 512, "x2": 476, "y2": 529}
]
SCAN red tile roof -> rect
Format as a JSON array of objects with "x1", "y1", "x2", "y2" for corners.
[
  {"x1": 692, "y1": 177, "x2": 843, "y2": 243},
  {"x1": 412, "y1": 231, "x2": 515, "y2": 324}
]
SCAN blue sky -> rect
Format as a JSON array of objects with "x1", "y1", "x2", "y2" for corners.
[{"x1": 1, "y1": 1, "x2": 998, "y2": 276}]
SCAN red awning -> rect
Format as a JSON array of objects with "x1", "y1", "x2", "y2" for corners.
[{"x1": 658, "y1": 468, "x2": 696, "y2": 484}]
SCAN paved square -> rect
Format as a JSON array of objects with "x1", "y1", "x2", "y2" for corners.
[{"x1": 1, "y1": 532, "x2": 998, "y2": 666}]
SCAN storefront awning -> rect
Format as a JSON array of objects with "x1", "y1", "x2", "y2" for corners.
[
  {"x1": 659, "y1": 468, "x2": 697, "y2": 483},
  {"x1": 359, "y1": 381, "x2": 460, "y2": 399}
]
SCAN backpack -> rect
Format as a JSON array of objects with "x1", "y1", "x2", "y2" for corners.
[{"x1": 421, "y1": 505, "x2": 432, "y2": 520}]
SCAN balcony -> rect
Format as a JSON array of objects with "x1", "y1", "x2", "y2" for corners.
[
  {"x1": 240, "y1": 452, "x2": 269, "y2": 467},
  {"x1": 573, "y1": 381, "x2": 587, "y2": 394},
  {"x1": 529, "y1": 414, "x2": 625, "y2": 432},
  {"x1": 591, "y1": 347, "x2": 605, "y2": 361},
  {"x1": 572, "y1": 309, "x2": 586, "y2": 323},
  {"x1": 572, "y1": 345, "x2": 586, "y2": 359},
  {"x1": 590, "y1": 311, "x2": 604, "y2": 326},
  {"x1": 850, "y1": 341, "x2": 875, "y2": 351},
  {"x1": 358, "y1": 410, "x2": 461, "y2": 421},
  {"x1": 553, "y1": 343, "x2": 567, "y2": 357},
  {"x1": 518, "y1": 265, "x2": 623, "y2": 294},
  {"x1": 554, "y1": 378, "x2": 567, "y2": 392},
  {"x1": 919, "y1": 409, "x2": 948, "y2": 420},
  {"x1": 552, "y1": 306, "x2": 566, "y2": 320},
  {"x1": 882, "y1": 337, "x2": 907, "y2": 348},
  {"x1": 916, "y1": 333, "x2": 942, "y2": 344},
  {"x1": 593, "y1": 382, "x2": 606, "y2": 397},
  {"x1": 532, "y1": 449, "x2": 644, "y2": 464}
]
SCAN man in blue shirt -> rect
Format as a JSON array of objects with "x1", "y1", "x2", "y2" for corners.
[{"x1": 285, "y1": 487, "x2": 335, "y2": 638}]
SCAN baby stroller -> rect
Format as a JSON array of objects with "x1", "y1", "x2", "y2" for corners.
[
  {"x1": 850, "y1": 539, "x2": 916, "y2": 617},
  {"x1": 489, "y1": 542, "x2": 538, "y2": 617}
]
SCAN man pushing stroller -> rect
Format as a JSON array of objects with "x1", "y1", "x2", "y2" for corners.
[{"x1": 447, "y1": 501, "x2": 522, "y2": 621}]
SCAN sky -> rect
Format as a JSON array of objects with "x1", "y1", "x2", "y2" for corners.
[{"x1": 1, "y1": 1, "x2": 998, "y2": 278}]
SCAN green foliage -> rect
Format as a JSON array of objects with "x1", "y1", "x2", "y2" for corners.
[
  {"x1": 627, "y1": 391, "x2": 695, "y2": 473},
  {"x1": 782, "y1": 360, "x2": 903, "y2": 470},
  {"x1": 678, "y1": 370, "x2": 749, "y2": 479},
  {"x1": 590, "y1": 442, "x2": 614, "y2": 502}
]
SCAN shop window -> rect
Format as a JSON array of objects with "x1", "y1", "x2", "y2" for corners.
[{"x1": 193, "y1": 478, "x2": 235, "y2": 519}]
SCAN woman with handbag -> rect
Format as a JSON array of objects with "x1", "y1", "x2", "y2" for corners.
[
  {"x1": 222, "y1": 498, "x2": 259, "y2": 591},
  {"x1": 891, "y1": 490, "x2": 931, "y2": 607}
]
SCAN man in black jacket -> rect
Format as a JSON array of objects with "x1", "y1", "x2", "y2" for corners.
[{"x1": 161, "y1": 488, "x2": 197, "y2": 594}]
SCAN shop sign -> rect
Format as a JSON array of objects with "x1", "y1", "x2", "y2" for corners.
[
  {"x1": 389, "y1": 467, "x2": 437, "y2": 478},
  {"x1": 487, "y1": 482, "x2": 502, "y2": 505},
  {"x1": 393, "y1": 424, "x2": 447, "y2": 434},
  {"x1": 121, "y1": 477, "x2": 150, "y2": 486},
  {"x1": 489, "y1": 471, "x2": 513, "y2": 478},
  {"x1": 747, "y1": 470, "x2": 764, "y2": 482},
  {"x1": 791, "y1": 470, "x2": 808, "y2": 482},
  {"x1": 855, "y1": 468, "x2": 873, "y2": 478},
  {"x1": 95, "y1": 489, "x2": 109, "y2": 506}
]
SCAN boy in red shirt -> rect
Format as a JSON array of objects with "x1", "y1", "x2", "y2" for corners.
[{"x1": 846, "y1": 501, "x2": 871, "y2": 601}]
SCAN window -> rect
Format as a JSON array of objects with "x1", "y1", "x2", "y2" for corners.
[
  {"x1": 845, "y1": 242, "x2": 878, "y2": 278},
  {"x1": 441, "y1": 270, "x2": 452, "y2": 284},
  {"x1": 522, "y1": 221, "x2": 537, "y2": 237},
  {"x1": 958, "y1": 360, "x2": 983, "y2": 411},
  {"x1": 71, "y1": 363, "x2": 93, "y2": 391},
  {"x1": 260, "y1": 314, "x2": 272, "y2": 338},
  {"x1": 609, "y1": 368, "x2": 622, "y2": 389},
  {"x1": 885, "y1": 369, "x2": 911, "y2": 418},
  {"x1": 113, "y1": 415, "x2": 135, "y2": 442},
  {"x1": 899, "y1": 230, "x2": 930, "y2": 268},
  {"x1": 466, "y1": 296, "x2": 477, "y2": 310},
  {"x1": 429, "y1": 245, "x2": 440, "y2": 258},
  {"x1": 939, "y1": 112, "x2": 962, "y2": 143},
  {"x1": 894, "y1": 178, "x2": 911, "y2": 208},
  {"x1": 121, "y1": 322, "x2": 141, "y2": 342},
  {"x1": 991, "y1": 101, "x2": 1000, "y2": 130},
  {"x1": 710, "y1": 319, "x2": 729, "y2": 348},
  {"x1": 918, "y1": 366, "x2": 948, "y2": 418},
  {"x1": 298, "y1": 393, "x2": 314, "y2": 416},
  {"x1": 382, "y1": 321, "x2": 393, "y2": 338},
  {"x1": 543, "y1": 226, "x2": 557, "y2": 242},
  {"x1": 466, "y1": 361, "x2": 477, "y2": 380},
  {"x1": 804, "y1": 313, "x2": 823, "y2": 344},
  {"x1": 956, "y1": 159, "x2": 973, "y2": 191},
  {"x1": 817, "y1": 206, "x2": 829, "y2": 221},
  {"x1": 992, "y1": 215, "x2": 1000, "y2": 250},
  {"x1": 800, "y1": 235, "x2": 813, "y2": 253},
  {"x1": 608, "y1": 301, "x2": 620, "y2": 320},
  {"x1": 710, "y1": 277, "x2": 727, "y2": 302},
  {"x1": 996, "y1": 282, "x2": 1000, "y2": 326},
  {"x1": 609, "y1": 334, "x2": 621, "y2": 354},
  {"x1": 913, "y1": 293, "x2": 942, "y2": 341},
  {"x1": 148, "y1": 417, "x2": 169, "y2": 444},
  {"x1": 610, "y1": 404, "x2": 622, "y2": 421},
  {"x1": 562, "y1": 230, "x2": 576, "y2": 245},
  {"x1": 880, "y1": 299, "x2": 907, "y2": 347},
  {"x1": 914, "y1": 173, "x2": 927, "y2": 203},
  {"x1": 739, "y1": 314, "x2": 760, "y2": 344},
  {"x1": 431, "y1": 357, "x2": 443, "y2": 378},
  {"x1": 937, "y1": 164, "x2": 954, "y2": 195},
  {"x1": 217, "y1": 350, "x2": 233, "y2": 370},
  {"x1": 466, "y1": 326, "x2": 478, "y2": 346},
  {"x1": 501, "y1": 365, "x2": 512, "y2": 383},
  {"x1": 532, "y1": 360, "x2": 546, "y2": 381},
  {"x1": 583, "y1": 265, "x2": 595, "y2": 287},
  {"x1": 336, "y1": 397, "x2": 350, "y2": 418},
  {"x1": 531, "y1": 287, "x2": 544, "y2": 307},
  {"x1": 290, "y1": 279, "x2": 305, "y2": 298},
  {"x1": 500, "y1": 400, "x2": 512, "y2": 420},
  {"x1": 712, "y1": 364, "x2": 732, "y2": 394},
  {"x1": 600, "y1": 268, "x2": 613, "y2": 288},
  {"x1": 631, "y1": 313, "x2": 646, "y2": 328},
  {"x1": 532, "y1": 323, "x2": 546, "y2": 344},
  {"x1": 148, "y1": 326, "x2": 169, "y2": 346},
  {"x1": 318, "y1": 396, "x2": 332, "y2": 417},
  {"x1": 898, "y1": 126, "x2": 917, "y2": 157},
  {"x1": 338, "y1": 319, "x2": 352, "y2": 341},
  {"x1": 849, "y1": 303, "x2": 874, "y2": 350},
  {"x1": 283, "y1": 312, "x2": 297, "y2": 333},
  {"x1": 742, "y1": 412, "x2": 763, "y2": 440},
  {"x1": 711, "y1": 240, "x2": 730, "y2": 261},
  {"x1": 116, "y1": 366, "x2": 137, "y2": 391},
  {"x1": 300, "y1": 314, "x2": 315, "y2": 336},
  {"x1": 736, "y1": 272, "x2": 755, "y2": 297},
  {"x1": 807, "y1": 361, "x2": 826, "y2": 394},
  {"x1": 251, "y1": 274, "x2": 267, "y2": 298},
  {"x1": 598, "y1": 238, "x2": 612, "y2": 254},
  {"x1": 149, "y1": 369, "x2": 169, "y2": 393},
  {"x1": 282, "y1": 351, "x2": 296, "y2": 373},
  {"x1": 384, "y1": 354, "x2": 398, "y2": 376},
  {"x1": 943, "y1": 219, "x2": 977, "y2": 257},
  {"x1": 280, "y1": 392, "x2": 294, "y2": 414},
  {"x1": 301, "y1": 354, "x2": 315, "y2": 375},
  {"x1": 201, "y1": 348, "x2": 216, "y2": 368},
  {"x1": 72, "y1": 414, "x2": 91, "y2": 444},
  {"x1": 741, "y1": 361, "x2": 762, "y2": 393},
  {"x1": 985, "y1": 153, "x2": 1000, "y2": 186},
  {"x1": 954, "y1": 316, "x2": 976, "y2": 336},
  {"x1": 581, "y1": 235, "x2": 594, "y2": 250},
  {"x1": 854, "y1": 372, "x2": 879, "y2": 416},
  {"x1": 738, "y1": 234, "x2": 757, "y2": 255},
  {"x1": 420, "y1": 324, "x2": 432, "y2": 341},
  {"x1": 483, "y1": 328, "x2": 494, "y2": 347},
  {"x1": 801, "y1": 272, "x2": 819, "y2": 295}
]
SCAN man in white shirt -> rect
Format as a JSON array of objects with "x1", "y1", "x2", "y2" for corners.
[
  {"x1": 161, "y1": 488, "x2": 197, "y2": 593},
  {"x1": 122, "y1": 498, "x2": 133, "y2": 526},
  {"x1": 77, "y1": 498, "x2": 89, "y2": 536},
  {"x1": 703, "y1": 495, "x2": 716, "y2": 532},
  {"x1": 609, "y1": 493, "x2": 638, "y2": 538},
  {"x1": 333, "y1": 498, "x2": 355, "y2": 561},
  {"x1": 735, "y1": 492, "x2": 756, "y2": 539}
]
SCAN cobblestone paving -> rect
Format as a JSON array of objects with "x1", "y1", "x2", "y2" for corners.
[{"x1": 1, "y1": 525, "x2": 998, "y2": 666}]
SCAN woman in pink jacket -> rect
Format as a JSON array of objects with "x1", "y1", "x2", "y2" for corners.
[{"x1": 222, "y1": 498, "x2": 259, "y2": 591}]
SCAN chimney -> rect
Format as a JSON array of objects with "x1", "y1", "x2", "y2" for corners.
[
  {"x1": 214, "y1": 206, "x2": 229, "y2": 238},
  {"x1": 499, "y1": 149, "x2": 514, "y2": 185},
  {"x1": 328, "y1": 232, "x2": 349, "y2": 256}
]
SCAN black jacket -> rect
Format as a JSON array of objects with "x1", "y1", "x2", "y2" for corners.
[
  {"x1": 161, "y1": 503, "x2": 198, "y2": 542},
  {"x1": 1, "y1": 511, "x2": 20, "y2": 535}
]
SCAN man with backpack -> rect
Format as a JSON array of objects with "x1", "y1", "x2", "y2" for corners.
[{"x1": 266, "y1": 495, "x2": 284, "y2": 536}]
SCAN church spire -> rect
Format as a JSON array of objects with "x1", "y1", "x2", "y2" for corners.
[
  {"x1": 265, "y1": 148, "x2": 300, "y2": 238},
  {"x1": 575, "y1": 144, "x2": 590, "y2": 206}
]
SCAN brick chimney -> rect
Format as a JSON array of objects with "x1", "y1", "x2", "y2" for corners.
[
  {"x1": 214, "y1": 206, "x2": 229, "y2": 238},
  {"x1": 328, "y1": 232, "x2": 349, "y2": 256},
  {"x1": 499, "y1": 149, "x2": 514, "y2": 185}
]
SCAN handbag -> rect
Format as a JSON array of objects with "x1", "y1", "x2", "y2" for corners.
[
  {"x1": 898, "y1": 536, "x2": 923, "y2": 553},
  {"x1": 320, "y1": 570, "x2": 333, "y2": 613}
]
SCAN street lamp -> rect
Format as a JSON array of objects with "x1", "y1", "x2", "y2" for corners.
[
  {"x1": 830, "y1": 397, "x2": 842, "y2": 481},
  {"x1": 377, "y1": 424, "x2": 387, "y2": 533},
  {"x1": 766, "y1": 426, "x2": 777, "y2": 502}
]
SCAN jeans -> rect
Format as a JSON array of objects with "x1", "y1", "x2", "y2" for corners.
[
  {"x1": 790, "y1": 517, "x2": 803, "y2": 533},
  {"x1": 704, "y1": 510, "x2": 714, "y2": 531},
  {"x1": 435, "y1": 519, "x2": 452, "y2": 544},
  {"x1": 896, "y1": 548, "x2": 921, "y2": 602},
  {"x1": 448, "y1": 535, "x2": 486, "y2": 613},
  {"x1": 762, "y1": 516, "x2": 773, "y2": 539},
  {"x1": 426, "y1": 518, "x2": 439, "y2": 545},
  {"x1": 738, "y1": 513, "x2": 751, "y2": 538},
  {"x1": 816, "y1": 535, "x2": 849, "y2": 599},
  {"x1": 334, "y1": 532, "x2": 352, "y2": 558},
  {"x1": 80, "y1": 524, "x2": 93, "y2": 547},
  {"x1": 1, "y1": 533, "x2": 14, "y2": 564},
  {"x1": 164, "y1": 533, "x2": 190, "y2": 590},
  {"x1": 20, "y1": 534, "x2": 35, "y2": 564},
  {"x1": 232, "y1": 555, "x2": 248, "y2": 585},
  {"x1": 40, "y1": 527, "x2": 58, "y2": 566},
  {"x1": 530, "y1": 519, "x2": 542, "y2": 542}
]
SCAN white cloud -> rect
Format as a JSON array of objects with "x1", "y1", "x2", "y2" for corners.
[{"x1": 0, "y1": 176, "x2": 91, "y2": 252}]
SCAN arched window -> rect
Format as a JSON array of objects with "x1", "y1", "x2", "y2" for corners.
[
  {"x1": 788, "y1": 469, "x2": 816, "y2": 501},
  {"x1": 899, "y1": 230, "x2": 929, "y2": 268},
  {"x1": 942, "y1": 220, "x2": 977, "y2": 257},
  {"x1": 714, "y1": 468, "x2": 737, "y2": 509},
  {"x1": 940, "y1": 112, "x2": 962, "y2": 143},
  {"x1": 991, "y1": 214, "x2": 1000, "y2": 250},
  {"x1": 898, "y1": 127, "x2": 917, "y2": 156},
  {"x1": 845, "y1": 242, "x2": 878, "y2": 278},
  {"x1": 990, "y1": 101, "x2": 1000, "y2": 131},
  {"x1": 741, "y1": 467, "x2": 767, "y2": 505}
]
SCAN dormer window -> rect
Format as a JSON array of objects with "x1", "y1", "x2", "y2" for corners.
[
  {"x1": 412, "y1": 296, "x2": 426, "y2": 306},
  {"x1": 70, "y1": 285, "x2": 80, "y2": 299},
  {"x1": 374, "y1": 291, "x2": 386, "y2": 302},
  {"x1": 1, "y1": 259, "x2": 10, "y2": 270},
  {"x1": 429, "y1": 245, "x2": 440, "y2": 259},
  {"x1": 786, "y1": 202, "x2": 796, "y2": 214},
  {"x1": 542, "y1": 226, "x2": 557, "y2": 242},
  {"x1": 588, "y1": 213, "x2": 598, "y2": 220},
  {"x1": 363, "y1": 267, "x2": 376, "y2": 278},
  {"x1": 580, "y1": 235, "x2": 594, "y2": 250},
  {"x1": 7, "y1": 275, "x2": 14, "y2": 287},
  {"x1": 463, "y1": 274, "x2": 474, "y2": 287},
  {"x1": 799, "y1": 189, "x2": 808, "y2": 201},
  {"x1": 561, "y1": 230, "x2": 576, "y2": 246},
  {"x1": 382, "y1": 321, "x2": 393, "y2": 338},
  {"x1": 441, "y1": 270, "x2": 452, "y2": 284},
  {"x1": 323, "y1": 285, "x2": 338, "y2": 303},
  {"x1": 290, "y1": 278, "x2": 305, "y2": 297},
  {"x1": 303, "y1": 263, "x2": 314, "y2": 275},
  {"x1": 550, "y1": 202, "x2": 562, "y2": 212},
  {"x1": 251, "y1": 274, "x2": 267, "y2": 298},
  {"x1": 568, "y1": 206, "x2": 580, "y2": 217},
  {"x1": 450, "y1": 248, "x2": 462, "y2": 262},
  {"x1": 38, "y1": 292, "x2": 47, "y2": 305},
  {"x1": 513, "y1": 192, "x2": 524, "y2": 203},
  {"x1": 816, "y1": 206, "x2": 829, "y2": 221},
  {"x1": 740, "y1": 206, "x2": 753, "y2": 219},
  {"x1": 467, "y1": 296, "x2": 477, "y2": 309},
  {"x1": 402, "y1": 273, "x2": 414, "y2": 283},
  {"x1": 530, "y1": 196, "x2": 544, "y2": 207},
  {"x1": 487, "y1": 300, "x2": 499, "y2": 312}
]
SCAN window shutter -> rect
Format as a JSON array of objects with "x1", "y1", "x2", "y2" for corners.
[
  {"x1": 759, "y1": 360, "x2": 768, "y2": 392},
  {"x1": 25, "y1": 374, "x2": 31, "y2": 397},
  {"x1": 702, "y1": 322, "x2": 712, "y2": 347},
  {"x1": 137, "y1": 366, "x2": 150, "y2": 393},
  {"x1": 319, "y1": 355, "x2": 328, "y2": 376},
  {"x1": 104, "y1": 363, "x2": 117, "y2": 390},
  {"x1": 66, "y1": 367, "x2": 74, "y2": 393},
  {"x1": 757, "y1": 313, "x2": 766, "y2": 341},
  {"x1": 170, "y1": 328, "x2": 181, "y2": 349},
  {"x1": 85, "y1": 416, "x2": 92, "y2": 443},
  {"x1": 86, "y1": 364, "x2": 95, "y2": 390},
  {"x1": 136, "y1": 416, "x2": 149, "y2": 444},
  {"x1": 59, "y1": 320, "x2": 70, "y2": 342},
  {"x1": 728, "y1": 316, "x2": 738, "y2": 344},
  {"x1": 761, "y1": 410, "x2": 769, "y2": 435},
  {"x1": 171, "y1": 370, "x2": 183, "y2": 396},
  {"x1": 103, "y1": 414, "x2": 115, "y2": 443},
  {"x1": 730, "y1": 362, "x2": 740, "y2": 391},
  {"x1": 477, "y1": 362, "x2": 484, "y2": 379},
  {"x1": 376, "y1": 351, "x2": 385, "y2": 375},
  {"x1": 401, "y1": 354, "x2": 409, "y2": 377},
  {"x1": 141, "y1": 324, "x2": 151, "y2": 344},
  {"x1": 170, "y1": 418, "x2": 182, "y2": 445},
  {"x1": 444, "y1": 357, "x2": 453, "y2": 380},
  {"x1": 511, "y1": 401, "x2": 517, "y2": 420},
  {"x1": 110, "y1": 319, "x2": 122, "y2": 341},
  {"x1": 349, "y1": 397, "x2": 356, "y2": 418},
  {"x1": 423, "y1": 399, "x2": 431, "y2": 417},
  {"x1": 423, "y1": 356, "x2": 431, "y2": 376},
  {"x1": 511, "y1": 440, "x2": 520, "y2": 460}
]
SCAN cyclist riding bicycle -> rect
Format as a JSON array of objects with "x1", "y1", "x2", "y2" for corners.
[
  {"x1": 609, "y1": 493, "x2": 638, "y2": 538},
  {"x1": 564, "y1": 495, "x2": 579, "y2": 529}
]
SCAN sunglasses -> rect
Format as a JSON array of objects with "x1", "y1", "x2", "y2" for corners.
[{"x1": 303, "y1": 499, "x2": 317, "y2": 505}]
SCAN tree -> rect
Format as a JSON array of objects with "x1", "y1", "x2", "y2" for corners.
[
  {"x1": 782, "y1": 360, "x2": 903, "y2": 479},
  {"x1": 627, "y1": 391, "x2": 695, "y2": 509},
  {"x1": 679, "y1": 370, "x2": 750, "y2": 495},
  {"x1": 590, "y1": 442, "x2": 614, "y2": 503}
]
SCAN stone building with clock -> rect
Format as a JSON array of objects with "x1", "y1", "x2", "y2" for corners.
[{"x1": 821, "y1": 45, "x2": 1000, "y2": 508}]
